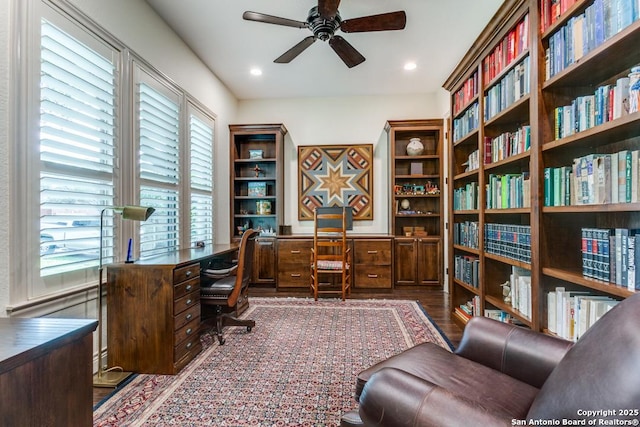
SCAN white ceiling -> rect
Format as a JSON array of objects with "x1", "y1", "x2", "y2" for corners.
[{"x1": 145, "y1": 0, "x2": 504, "y2": 100}]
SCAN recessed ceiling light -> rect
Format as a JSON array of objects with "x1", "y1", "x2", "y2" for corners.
[
  {"x1": 250, "y1": 68, "x2": 262, "y2": 76},
  {"x1": 404, "y1": 62, "x2": 417, "y2": 71}
]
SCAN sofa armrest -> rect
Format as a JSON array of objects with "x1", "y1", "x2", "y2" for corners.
[
  {"x1": 455, "y1": 316, "x2": 574, "y2": 388},
  {"x1": 358, "y1": 367, "x2": 512, "y2": 427}
]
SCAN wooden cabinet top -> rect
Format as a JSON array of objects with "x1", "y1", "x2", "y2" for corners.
[{"x1": 0, "y1": 318, "x2": 98, "y2": 374}]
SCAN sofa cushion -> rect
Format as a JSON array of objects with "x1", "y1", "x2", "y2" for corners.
[
  {"x1": 356, "y1": 342, "x2": 539, "y2": 420},
  {"x1": 527, "y1": 292, "x2": 640, "y2": 421}
]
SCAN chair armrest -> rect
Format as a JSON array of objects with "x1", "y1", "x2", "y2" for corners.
[
  {"x1": 455, "y1": 316, "x2": 573, "y2": 388},
  {"x1": 358, "y1": 368, "x2": 512, "y2": 427},
  {"x1": 202, "y1": 264, "x2": 238, "y2": 279}
]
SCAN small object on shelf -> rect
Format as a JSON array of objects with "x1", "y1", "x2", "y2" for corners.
[
  {"x1": 248, "y1": 182, "x2": 267, "y2": 197},
  {"x1": 410, "y1": 162, "x2": 423, "y2": 175},
  {"x1": 249, "y1": 149, "x2": 263, "y2": 159},
  {"x1": 253, "y1": 164, "x2": 263, "y2": 177},
  {"x1": 501, "y1": 281, "x2": 511, "y2": 304},
  {"x1": 256, "y1": 200, "x2": 271, "y2": 215},
  {"x1": 406, "y1": 138, "x2": 424, "y2": 156},
  {"x1": 400, "y1": 199, "x2": 411, "y2": 210}
]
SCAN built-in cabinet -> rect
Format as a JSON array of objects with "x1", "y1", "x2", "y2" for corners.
[
  {"x1": 386, "y1": 120, "x2": 444, "y2": 287},
  {"x1": 445, "y1": 0, "x2": 639, "y2": 333}
]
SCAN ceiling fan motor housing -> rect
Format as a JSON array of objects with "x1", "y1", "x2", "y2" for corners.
[{"x1": 308, "y1": 6, "x2": 341, "y2": 41}]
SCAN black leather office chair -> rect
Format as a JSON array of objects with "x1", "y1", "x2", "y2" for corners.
[{"x1": 200, "y1": 229, "x2": 258, "y2": 344}]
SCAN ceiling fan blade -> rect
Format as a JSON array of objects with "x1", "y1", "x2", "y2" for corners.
[
  {"x1": 328, "y1": 36, "x2": 365, "y2": 68},
  {"x1": 274, "y1": 36, "x2": 317, "y2": 63},
  {"x1": 341, "y1": 11, "x2": 407, "y2": 33},
  {"x1": 243, "y1": 11, "x2": 307, "y2": 29},
  {"x1": 318, "y1": 0, "x2": 341, "y2": 20}
]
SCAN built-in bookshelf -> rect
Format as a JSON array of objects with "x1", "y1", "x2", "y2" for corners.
[
  {"x1": 385, "y1": 120, "x2": 444, "y2": 287},
  {"x1": 229, "y1": 124, "x2": 287, "y2": 240},
  {"x1": 445, "y1": 0, "x2": 640, "y2": 336}
]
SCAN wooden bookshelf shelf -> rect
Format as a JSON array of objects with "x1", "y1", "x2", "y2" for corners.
[{"x1": 445, "y1": 0, "x2": 640, "y2": 336}]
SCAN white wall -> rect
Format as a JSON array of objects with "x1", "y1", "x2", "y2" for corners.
[
  {"x1": 0, "y1": 0, "x2": 11, "y2": 312},
  {"x1": 237, "y1": 92, "x2": 446, "y2": 235},
  {"x1": 68, "y1": 0, "x2": 239, "y2": 245}
]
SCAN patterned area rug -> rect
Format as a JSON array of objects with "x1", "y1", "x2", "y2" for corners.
[{"x1": 93, "y1": 297, "x2": 453, "y2": 426}]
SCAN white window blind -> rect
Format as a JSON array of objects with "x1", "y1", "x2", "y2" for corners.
[
  {"x1": 189, "y1": 112, "x2": 214, "y2": 246},
  {"x1": 39, "y1": 18, "x2": 116, "y2": 277},
  {"x1": 137, "y1": 80, "x2": 181, "y2": 257}
]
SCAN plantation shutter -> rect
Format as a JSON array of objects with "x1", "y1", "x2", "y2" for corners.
[
  {"x1": 39, "y1": 18, "x2": 116, "y2": 277},
  {"x1": 138, "y1": 80, "x2": 181, "y2": 257},
  {"x1": 189, "y1": 112, "x2": 214, "y2": 246}
]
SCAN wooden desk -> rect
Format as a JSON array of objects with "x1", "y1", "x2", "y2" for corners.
[
  {"x1": 106, "y1": 244, "x2": 238, "y2": 375},
  {"x1": 0, "y1": 318, "x2": 98, "y2": 426}
]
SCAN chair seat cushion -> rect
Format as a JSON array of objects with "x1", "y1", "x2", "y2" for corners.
[
  {"x1": 356, "y1": 342, "x2": 539, "y2": 420},
  {"x1": 314, "y1": 260, "x2": 349, "y2": 270},
  {"x1": 201, "y1": 276, "x2": 235, "y2": 298}
]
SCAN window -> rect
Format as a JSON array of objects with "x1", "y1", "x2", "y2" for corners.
[
  {"x1": 11, "y1": 1, "x2": 217, "y2": 311},
  {"x1": 189, "y1": 108, "x2": 215, "y2": 247},
  {"x1": 136, "y1": 71, "x2": 181, "y2": 258}
]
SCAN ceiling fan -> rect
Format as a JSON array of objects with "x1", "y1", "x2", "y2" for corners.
[{"x1": 242, "y1": 1, "x2": 407, "y2": 68}]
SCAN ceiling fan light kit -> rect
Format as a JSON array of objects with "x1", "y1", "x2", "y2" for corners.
[{"x1": 243, "y1": 1, "x2": 406, "y2": 68}]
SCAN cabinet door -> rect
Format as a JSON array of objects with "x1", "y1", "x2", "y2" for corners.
[
  {"x1": 394, "y1": 238, "x2": 417, "y2": 285},
  {"x1": 252, "y1": 237, "x2": 276, "y2": 284},
  {"x1": 417, "y1": 238, "x2": 441, "y2": 286}
]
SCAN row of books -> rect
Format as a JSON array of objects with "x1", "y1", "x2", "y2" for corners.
[
  {"x1": 484, "y1": 56, "x2": 531, "y2": 121},
  {"x1": 508, "y1": 266, "x2": 532, "y2": 319},
  {"x1": 454, "y1": 296, "x2": 480, "y2": 321},
  {"x1": 484, "y1": 223, "x2": 532, "y2": 263},
  {"x1": 453, "y1": 182, "x2": 479, "y2": 211},
  {"x1": 454, "y1": 255, "x2": 480, "y2": 288},
  {"x1": 547, "y1": 287, "x2": 619, "y2": 341},
  {"x1": 484, "y1": 125, "x2": 531, "y2": 165},
  {"x1": 581, "y1": 227, "x2": 640, "y2": 290},
  {"x1": 452, "y1": 102, "x2": 479, "y2": 142},
  {"x1": 485, "y1": 172, "x2": 531, "y2": 209},
  {"x1": 453, "y1": 221, "x2": 480, "y2": 249},
  {"x1": 543, "y1": 150, "x2": 640, "y2": 206},
  {"x1": 452, "y1": 71, "x2": 479, "y2": 116},
  {"x1": 482, "y1": 13, "x2": 530, "y2": 86},
  {"x1": 545, "y1": 0, "x2": 640, "y2": 80},
  {"x1": 463, "y1": 149, "x2": 480, "y2": 173},
  {"x1": 552, "y1": 76, "x2": 632, "y2": 140},
  {"x1": 540, "y1": 0, "x2": 578, "y2": 33}
]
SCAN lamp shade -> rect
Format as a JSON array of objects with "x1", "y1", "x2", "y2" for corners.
[{"x1": 113, "y1": 205, "x2": 155, "y2": 221}]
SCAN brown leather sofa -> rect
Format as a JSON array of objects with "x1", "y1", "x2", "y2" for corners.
[{"x1": 341, "y1": 292, "x2": 640, "y2": 426}]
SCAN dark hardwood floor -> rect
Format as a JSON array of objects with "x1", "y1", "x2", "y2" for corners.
[{"x1": 93, "y1": 287, "x2": 462, "y2": 406}]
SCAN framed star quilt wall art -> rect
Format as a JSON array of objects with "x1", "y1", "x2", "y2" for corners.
[{"x1": 297, "y1": 144, "x2": 373, "y2": 221}]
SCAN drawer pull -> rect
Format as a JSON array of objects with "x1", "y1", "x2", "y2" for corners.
[
  {"x1": 186, "y1": 284, "x2": 192, "y2": 291},
  {"x1": 186, "y1": 299, "x2": 193, "y2": 305},
  {"x1": 290, "y1": 250, "x2": 301, "y2": 254},
  {"x1": 185, "y1": 270, "x2": 192, "y2": 277},
  {"x1": 186, "y1": 313, "x2": 193, "y2": 321},
  {"x1": 186, "y1": 328, "x2": 192, "y2": 335},
  {"x1": 367, "y1": 250, "x2": 378, "y2": 254},
  {"x1": 186, "y1": 342, "x2": 192, "y2": 349},
  {"x1": 291, "y1": 273, "x2": 301, "y2": 278},
  {"x1": 368, "y1": 274, "x2": 379, "y2": 278}
]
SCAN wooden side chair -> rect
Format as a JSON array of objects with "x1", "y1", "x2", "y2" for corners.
[
  {"x1": 200, "y1": 229, "x2": 258, "y2": 344},
  {"x1": 310, "y1": 206, "x2": 351, "y2": 301}
]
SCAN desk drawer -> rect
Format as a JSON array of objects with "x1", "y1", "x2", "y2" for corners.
[
  {"x1": 174, "y1": 276, "x2": 200, "y2": 299},
  {"x1": 174, "y1": 334, "x2": 201, "y2": 365},
  {"x1": 354, "y1": 240, "x2": 392, "y2": 265},
  {"x1": 174, "y1": 262, "x2": 199, "y2": 284},
  {"x1": 174, "y1": 317, "x2": 199, "y2": 346},
  {"x1": 174, "y1": 290, "x2": 200, "y2": 315},
  {"x1": 355, "y1": 265, "x2": 392, "y2": 289},
  {"x1": 278, "y1": 240, "x2": 312, "y2": 263},
  {"x1": 174, "y1": 304, "x2": 200, "y2": 330},
  {"x1": 277, "y1": 267, "x2": 310, "y2": 288}
]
